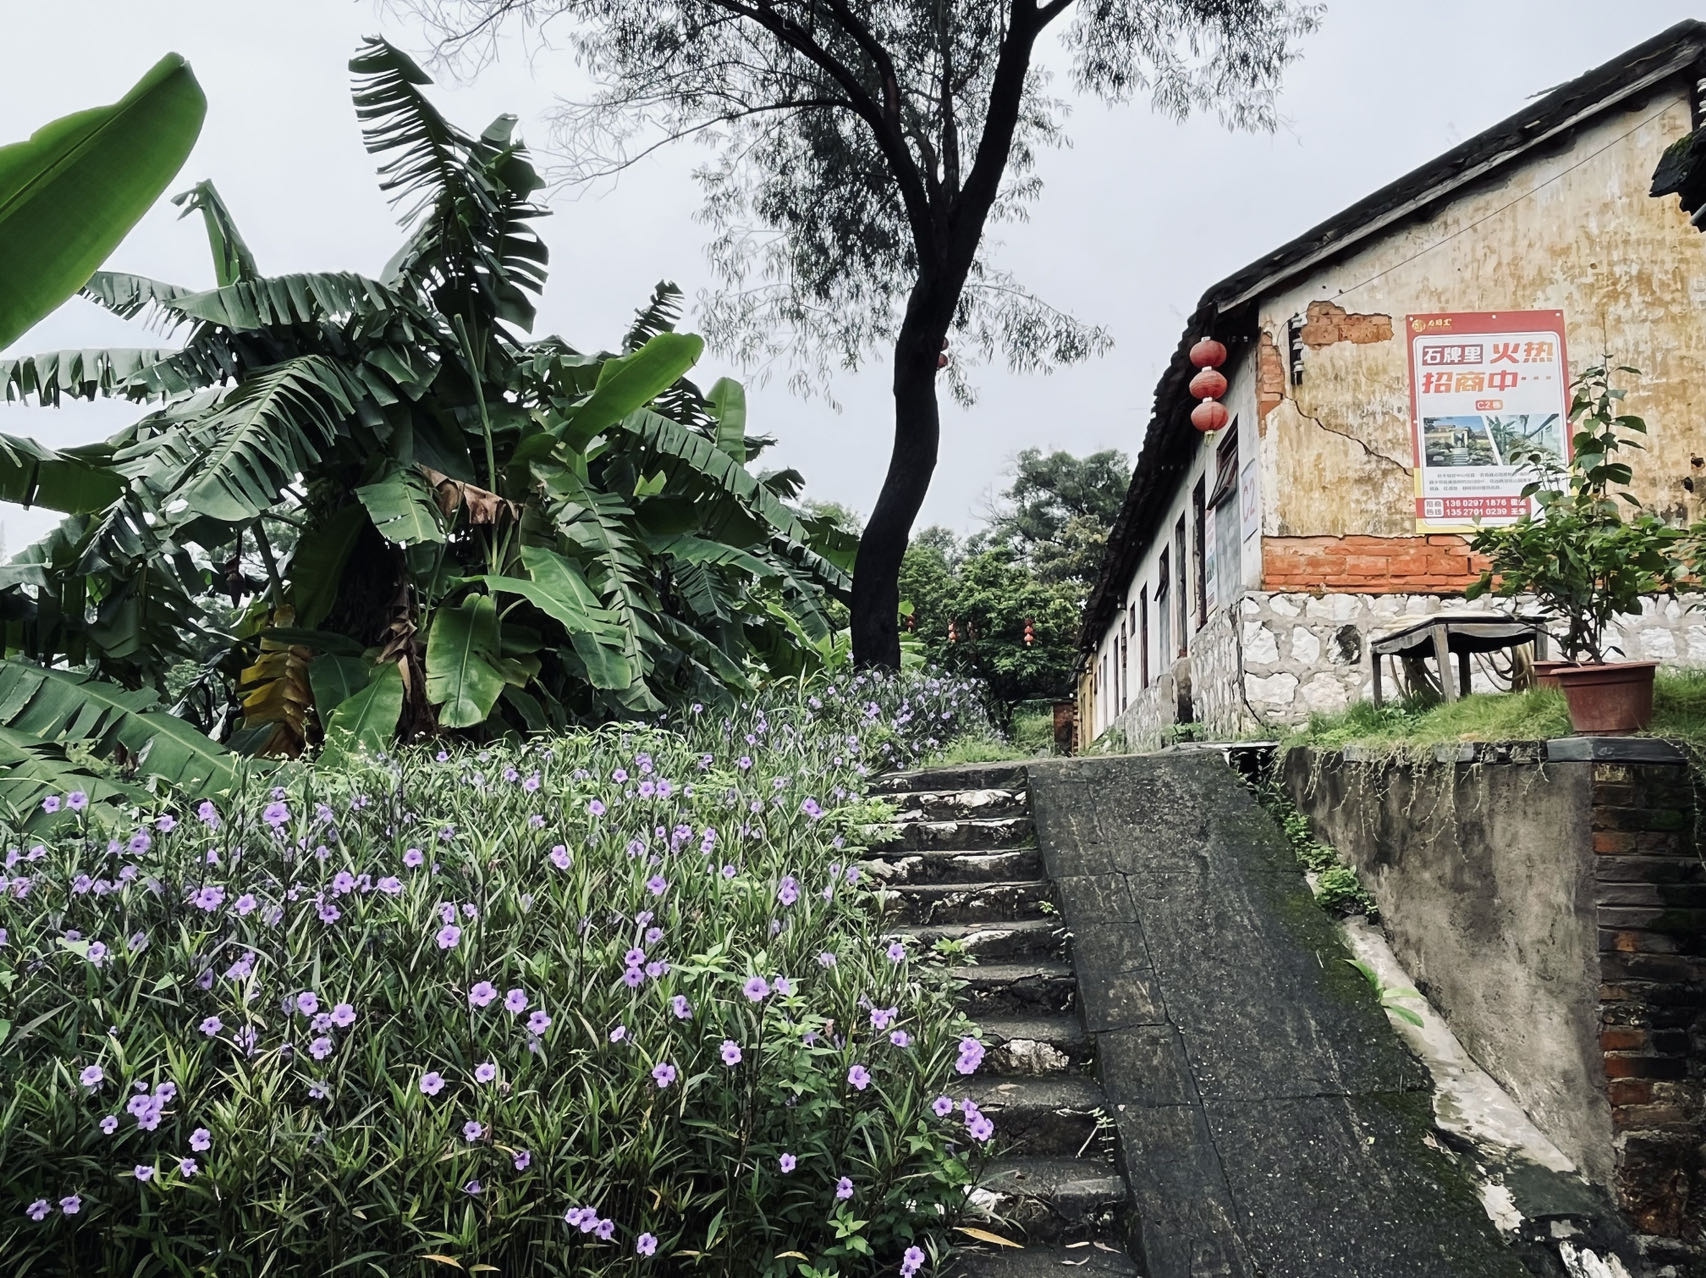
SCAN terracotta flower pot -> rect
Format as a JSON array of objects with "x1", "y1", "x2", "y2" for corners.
[
  {"x1": 1530, "y1": 660, "x2": 1570, "y2": 689},
  {"x1": 1550, "y1": 661, "x2": 1658, "y2": 734}
]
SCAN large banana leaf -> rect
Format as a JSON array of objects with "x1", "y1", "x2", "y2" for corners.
[
  {"x1": 557, "y1": 333, "x2": 704, "y2": 450},
  {"x1": 0, "y1": 54, "x2": 206, "y2": 348},
  {"x1": 0, "y1": 431, "x2": 123, "y2": 513},
  {"x1": 706, "y1": 376, "x2": 747, "y2": 460},
  {"x1": 357, "y1": 463, "x2": 445, "y2": 545},
  {"x1": 476, "y1": 544, "x2": 634, "y2": 690},
  {"x1": 0, "y1": 347, "x2": 181, "y2": 406},
  {"x1": 425, "y1": 595, "x2": 507, "y2": 729},
  {"x1": 319, "y1": 663, "x2": 403, "y2": 764},
  {"x1": 0, "y1": 657, "x2": 253, "y2": 797}
]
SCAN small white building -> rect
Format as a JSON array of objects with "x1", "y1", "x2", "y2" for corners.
[{"x1": 1078, "y1": 21, "x2": 1706, "y2": 748}]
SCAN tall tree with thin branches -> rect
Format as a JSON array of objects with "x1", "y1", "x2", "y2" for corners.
[{"x1": 407, "y1": 0, "x2": 1320, "y2": 667}]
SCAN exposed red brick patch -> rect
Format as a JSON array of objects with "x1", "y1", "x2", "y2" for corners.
[
  {"x1": 1259, "y1": 535, "x2": 1487, "y2": 593},
  {"x1": 1256, "y1": 330, "x2": 1284, "y2": 433},
  {"x1": 1296, "y1": 300, "x2": 1394, "y2": 348}
]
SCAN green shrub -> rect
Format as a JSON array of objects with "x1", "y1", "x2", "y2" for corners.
[{"x1": 0, "y1": 670, "x2": 997, "y2": 1275}]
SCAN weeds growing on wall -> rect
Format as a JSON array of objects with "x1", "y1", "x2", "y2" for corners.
[
  {"x1": 0, "y1": 670, "x2": 997, "y2": 1277},
  {"x1": 1252, "y1": 774, "x2": 1379, "y2": 920}
]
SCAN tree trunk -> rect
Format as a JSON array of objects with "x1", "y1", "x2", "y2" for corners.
[{"x1": 852, "y1": 331, "x2": 941, "y2": 668}]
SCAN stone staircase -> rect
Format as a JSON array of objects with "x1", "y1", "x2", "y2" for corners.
[{"x1": 868, "y1": 762, "x2": 1141, "y2": 1278}]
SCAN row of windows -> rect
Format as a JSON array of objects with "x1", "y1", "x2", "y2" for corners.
[{"x1": 1096, "y1": 428, "x2": 1241, "y2": 728}]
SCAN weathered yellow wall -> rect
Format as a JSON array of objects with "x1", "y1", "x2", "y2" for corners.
[{"x1": 1254, "y1": 90, "x2": 1706, "y2": 537}]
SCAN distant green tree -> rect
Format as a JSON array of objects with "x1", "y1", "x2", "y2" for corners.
[{"x1": 982, "y1": 447, "x2": 1129, "y2": 588}]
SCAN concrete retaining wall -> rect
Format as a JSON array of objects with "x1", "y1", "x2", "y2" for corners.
[{"x1": 1283, "y1": 741, "x2": 1706, "y2": 1260}]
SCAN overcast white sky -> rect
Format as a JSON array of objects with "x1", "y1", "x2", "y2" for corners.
[{"x1": 3, "y1": 0, "x2": 1702, "y2": 554}]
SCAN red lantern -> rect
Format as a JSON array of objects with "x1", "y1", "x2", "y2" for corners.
[
  {"x1": 1191, "y1": 399, "x2": 1229, "y2": 433},
  {"x1": 947, "y1": 620, "x2": 957, "y2": 643},
  {"x1": 1188, "y1": 367, "x2": 1228, "y2": 400},
  {"x1": 1023, "y1": 618, "x2": 1035, "y2": 646},
  {"x1": 1189, "y1": 335, "x2": 1227, "y2": 369}
]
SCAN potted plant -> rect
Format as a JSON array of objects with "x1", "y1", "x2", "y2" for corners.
[{"x1": 1465, "y1": 363, "x2": 1684, "y2": 733}]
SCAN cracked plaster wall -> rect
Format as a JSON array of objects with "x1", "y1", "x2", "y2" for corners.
[{"x1": 1255, "y1": 91, "x2": 1706, "y2": 538}]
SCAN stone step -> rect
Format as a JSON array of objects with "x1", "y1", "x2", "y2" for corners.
[
  {"x1": 884, "y1": 788, "x2": 1030, "y2": 820},
  {"x1": 871, "y1": 763, "x2": 1029, "y2": 795},
  {"x1": 946, "y1": 1244, "x2": 1139, "y2": 1278},
  {"x1": 864, "y1": 846, "x2": 1045, "y2": 886},
  {"x1": 892, "y1": 919, "x2": 1068, "y2": 962},
  {"x1": 976, "y1": 1014, "x2": 1093, "y2": 1076},
  {"x1": 874, "y1": 816, "x2": 1035, "y2": 852},
  {"x1": 969, "y1": 1073, "x2": 1111, "y2": 1157},
  {"x1": 952, "y1": 960, "x2": 1077, "y2": 1016},
  {"x1": 883, "y1": 879, "x2": 1054, "y2": 925},
  {"x1": 971, "y1": 1156, "x2": 1128, "y2": 1244}
]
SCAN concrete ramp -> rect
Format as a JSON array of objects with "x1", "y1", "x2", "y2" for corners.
[{"x1": 1028, "y1": 753, "x2": 1528, "y2": 1277}]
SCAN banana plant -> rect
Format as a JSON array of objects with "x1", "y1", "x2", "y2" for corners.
[{"x1": 0, "y1": 39, "x2": 850, "y2": 781}]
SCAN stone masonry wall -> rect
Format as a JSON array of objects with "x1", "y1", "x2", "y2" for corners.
[
  {"x1": 1590, "y1": 759, "x2": 1706, "y2": 1253},
  {"x1": 1096, "y1": 593, "x2": 1706, "y2": 751}
]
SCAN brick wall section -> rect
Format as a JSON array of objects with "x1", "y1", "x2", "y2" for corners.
[
  {"x1": 1261, "y1": 534, "x2": 1492, "y2": 593},
  {"x1": 1591, "y1": 760, "x2": 1706, "y2": 1246},
  {"x1": 1256, "y1": 330, "x2": 1285, "y2": 431}
]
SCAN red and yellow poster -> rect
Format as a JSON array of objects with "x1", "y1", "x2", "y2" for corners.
[{"x1": 1405, "y1": 310, "x2": 1570, "y2": 532}]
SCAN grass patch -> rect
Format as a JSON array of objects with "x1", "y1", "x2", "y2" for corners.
[{"x1": 1285, "y1": 668, "x2": 1706, "y2": 757}]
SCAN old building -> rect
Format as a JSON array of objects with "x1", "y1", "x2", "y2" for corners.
[{"x1": 1079, "y1": 21, "x2": 1706, "y2": 748}]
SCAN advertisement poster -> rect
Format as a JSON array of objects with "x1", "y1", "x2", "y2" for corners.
[{"x1": 1405, "y1": 310, "x2": 1570, "y2": 532}]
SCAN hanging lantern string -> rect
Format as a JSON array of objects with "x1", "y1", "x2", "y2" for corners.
[{"x1": 1188, "y1": 334, "x2": 1228, "y2": 434}]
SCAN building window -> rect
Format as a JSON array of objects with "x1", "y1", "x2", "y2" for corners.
[
  {"x1": 1116, "y1": 619, "x2": 1127, "y2": 712},
  {"x1": 1139, "y1": 587, "x2": 1150, "y2": 690},
  {"x1": 1191, "y1": 478, "x2": 1207, "y2": 629},
  {"x1": 1210, "y1": 428, "x2": 1241, "y2": 608},
  {"x1": 1173, "y1": 516, "x2": 1188, "y2": 655},
  {"x1": 1156, "y1": 550, "x2": 1171, "y2": 668}
]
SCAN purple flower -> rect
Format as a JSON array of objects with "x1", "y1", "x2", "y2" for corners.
[
  {"x1": 469, "y1": 981, "x2": 497, "y2": 1008},
  {"x1": 778, "y1": 1152, "x2": 796, "y2": 1172},
  {"x1": 419, "y1": 1071, "x2": 445, "y2": 1097},
  {"x1": 178, "y1": 1157, "x2": 198, "y2": 1177},
  {"x1": 463, "y1": 1120, "x2": 484, "y2": 1141},
  {"x1": 26, "y1": 1198, "x2": 50, "y2": 1221},
  {"x1": 67, "y1": 791, "x2": 88, "y2": 812},
  {"x1": 41, "y1": 795, "x2": 60, "y2": 814},
  {"x1": 296, "y1": 991, "x2": 319, "y2": 1016},
  {"x1": 670, "y1": 995, "x2": 691, "y2": 1020},
  {"x1": 932, "y1": 1095, "x2": 954, "y2": 1117},
  {"x1": 651, "y1": 1061, "x2": 677, "y2": 1088},
  {"x1": 79, "y1": 1064, "x2": 104, "y2": 1089},
  {"x1": 818, "y1": 951, "x2": 837, "y2": 967},
  {"x1": 59, "y1": 1194, "x2": 81, "y2": 1215},
  {"x1": 588, "y1": 799, "x2": 607, "y2": 818},
  {"x1": 331, "y1": 1002, "x2": 355, "y2": 1027},
  {"x1": 636, "y1": 1232, "x2": 658, "y2": 1256},
  {"x1": 504, "y1": 988, "x2": 527, "y2": 1014},
  {"x1": 262, "y1": 801, "x2": 289, "y2": 829},
  {"x1": 646, "y1": 874, "x2": 667, "y2": 895},
  {"x1": 621, "y1": 967, "x2": 644, "y2": 989},
  {"x1": 741, "y1": 976, "x2": 770, "y2": 1001},
  {"x1": 133, "y1": 1165, "x2": 155, "y2": 1183},
  {"x1": 403, "y1": 848, "x2": 424, "y2": 868},
  {"x1": 624, "y1": 947, "x2": 646, "y2": 967},
  {"x1": 550, "y1": 845, "x2": 571, "y2": 870},
  {"x1": 513, "y1": 1149, "x2": 531, "y2": 1171},
  {"x1": 475, "y1": 1061, "x2": 497, "y2": 1083},
  {"x1": 885, "y1": 941, "x2": 906, "y2": 963},
  {"x1": 720, "y1": 1039, "x2": 742, "y2": 1066},
  {"x1": 436, "y1": 924, "x2": 461, "y2": 950},
  {"x1": 527, "y1": 1010, "x2": 551, "y2": 1035},
  {"x1": 199, "y1": 1016, "x2": 222, "y2": 1037},
  {"x1": 596, "y1": 1218, "x2": 616, "y2": 1240},
  {"x1": 464, "y1": 1178, "x2": 483, "y2": 1196},
  {"x1": 609, "y1": 1025, "x2": 627, "y2": 1043},
  {"x1": 956, "y1": 1037, "x2": 985, "y2": 1075},
  {"x1": 235, "y1": 893, "x2": 257, "y2": 915},
  {"x1": 968, "y1": 1115, "x2": 994, "y2": 1142},
  {"x1": 847, "y1": 1064, "x2": 871, "y2": 1090},
  {"x1": 901, "y1": 1245, "x2": 926, "y2": 1278},
  {"x1": 190, "y1": 1127, "x2": 211, "y2": 1152},
  {"x1": 802, "y1": 798, "x2": 823, "y2": 819},
  {"x1": 890, "y1": 1030, "x2": 911, "y2": 1048},
  {"x1": 191, "y1": 885, "x2": 225, "y2": 912},
  {"x1": 836, "y1": 1176, "x2": 854, "y2": 1200},
  {"x1": 100, "y1": 1115, "x2": 118, "y2": 1135},
  {"x1": 310, "y1": 1036, "x2": 332, "y2": 1060},
  {"x1": 772, "y1": 975, "x2": 793, "y2": 996}
]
